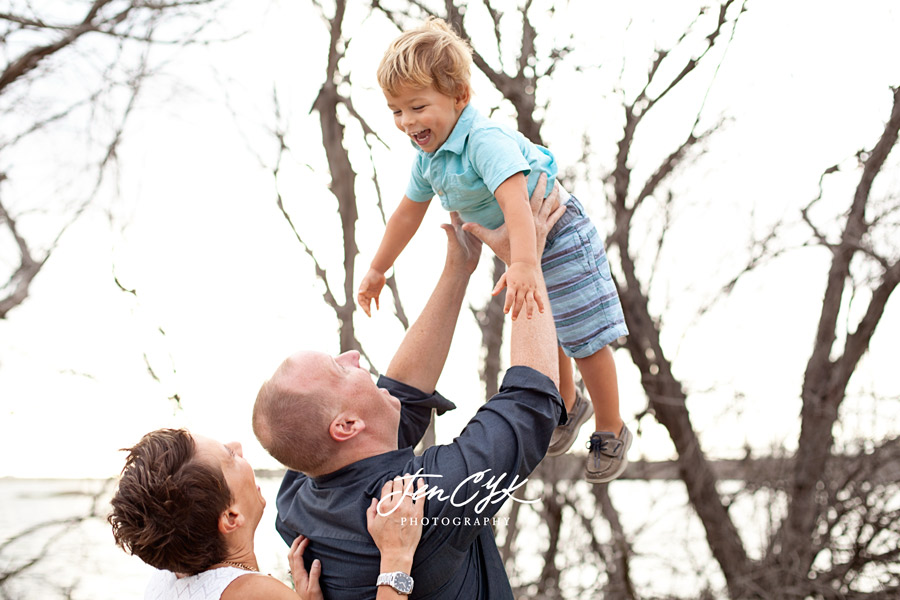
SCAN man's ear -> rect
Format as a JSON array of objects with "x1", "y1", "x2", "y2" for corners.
[
  {"x1": 330, "y1": 413, "x2": 365, "y2": 442},
  {"x1": 218, "y1": 508, "x2": 244, "y2": 536}
]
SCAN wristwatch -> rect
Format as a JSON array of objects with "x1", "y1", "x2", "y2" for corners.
[{"x1": 376, "y1": 571, "x2": 414, "y2": 595}]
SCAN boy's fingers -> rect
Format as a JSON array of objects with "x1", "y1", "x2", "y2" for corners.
[
  {"x1": 507, "y1": 289, "x2": 519, "y2": 320},
  {"x1": 358, "y1": 293, "x2": 371, "y2": 317},
  {"x1": 535, "y1": 292, "x2": 545, "y2": 314},
  {"x1": 513, "y1": 291, "x2": 526, "y2": 321},
  {"x1": 492, "y1": 273, "x2": 507, "y2": 296}
]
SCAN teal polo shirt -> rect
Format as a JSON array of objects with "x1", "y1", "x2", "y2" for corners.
[{"x1": 405, "y1": 104, "x2": 559, "y2": 230}]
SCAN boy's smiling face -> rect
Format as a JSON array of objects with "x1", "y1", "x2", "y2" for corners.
[{"x1": 384, "y1": 83, "x2": 468, "y2": 153}]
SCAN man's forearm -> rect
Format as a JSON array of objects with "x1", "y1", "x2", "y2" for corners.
[
  {"x1": 385, "y1": 265, "x2": 469, "y2": 393},
  {"x1": 509, "y1": 270, "x2": 559, "y2": 387}
]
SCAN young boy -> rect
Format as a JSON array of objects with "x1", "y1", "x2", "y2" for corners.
[{"x1": 357, "y1": 18, "x2": 631, "y2": 483}]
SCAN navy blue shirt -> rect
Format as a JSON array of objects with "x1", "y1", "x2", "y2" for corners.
[{"x1": 275, "y1": 367, "x2": 564, "y2": 600}]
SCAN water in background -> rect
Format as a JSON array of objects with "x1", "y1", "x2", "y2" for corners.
[{"x1": 1, "y1": 476, "x2": 728, "y2": 599}]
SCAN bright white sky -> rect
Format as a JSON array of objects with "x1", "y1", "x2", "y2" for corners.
[{"x1": 1, "y1": 0, "x2": 899, "y2": 478}]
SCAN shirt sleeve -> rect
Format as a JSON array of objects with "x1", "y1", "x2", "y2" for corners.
[
  {"x1": 377, "y1": 375, "x2": 457, "y2": 449},
  {"x1": 415, "y1": 366, "x2": 564, "y2": 552},
  {"x1": 405, "y1": 154, "x2": 435, "y2": 202},
  {"x1": 467, "y1": 126, "x2": 532, "y2": 194}
]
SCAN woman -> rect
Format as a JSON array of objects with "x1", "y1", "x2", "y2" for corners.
[{"x1": 109, "y1": 428, "x2": 422, "y2": 600}]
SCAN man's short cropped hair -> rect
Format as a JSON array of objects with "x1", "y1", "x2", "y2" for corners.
[
  {"x1": 253, "y1": 366, "x2": 338, "y2": 476},
  {"x1": 377, "y1": 17, "x2": 473, "y2": 98},
  {"x1": 108, "y1": 428, "x2": 232, "y2": 576}
]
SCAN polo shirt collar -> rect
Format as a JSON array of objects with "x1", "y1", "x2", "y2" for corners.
[{"x1": 411, "y1": 103, "x2": 476, "y2": 156}]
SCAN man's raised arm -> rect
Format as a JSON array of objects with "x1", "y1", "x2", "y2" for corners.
[
  {"x1": 508, "y1": 266, "x2": 559, "y2": 387},
  {"x1": 384, "y1": 214, "x2": 481, "y2": 393},
  {"x1": 464, "y1": 173, "x2": 563, "y2": 387}
]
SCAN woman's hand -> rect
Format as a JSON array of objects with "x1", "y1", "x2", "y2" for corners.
[
  {"x1": 288, "y1": 535, "x2": 323, "y2": 600},
  {"x1": 366, "y1": 475, "x2": 425, "y2": 572}
]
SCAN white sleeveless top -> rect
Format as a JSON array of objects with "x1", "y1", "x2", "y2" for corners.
[{"x1": 144, "y1": 566, "x2": 263, "y2": 600}]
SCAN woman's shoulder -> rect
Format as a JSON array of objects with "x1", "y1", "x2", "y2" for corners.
[
  {"x1": 145, "y1": 567, "x2": 271, "y2": 600},
  {"x1": 221, "y1": 570, "x2": 296, "y2": 600}
]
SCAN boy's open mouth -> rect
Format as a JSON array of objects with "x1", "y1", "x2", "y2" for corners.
[{"x1": 411, "y1": 129, "x2": 432, "y2": 146}]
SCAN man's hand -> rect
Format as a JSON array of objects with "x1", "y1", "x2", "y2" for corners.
[
  {"x1": 288, "y1": 535, "x2": 324, "y2": 600},
  {"x1": 462, "y1": 173, "x2": 565, "y2": 264},
  {"x1": 357, "y1": 268, "x2": 386, "y2": 317},
  {"x1": 441, "y1": 212, "x2": 482, "y2": 275}
]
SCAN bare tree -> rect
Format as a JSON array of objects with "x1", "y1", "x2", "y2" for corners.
[
  {"x1": 0, "y1": 0, "x2": 230, "y2": 319},
  {"x1": 368, "y1": 1, "x2": 900, "y2": 598},
  {"x1": 220, "y1": 1, "x2": 899, "y2": 597},
  {"x1": 370, "y1": 2, "x2": 637, "y2": 597},
  {"x1": 602, "y1": 3, "x2": 900, "y2": 598},
  {"x1": 373, "y1": 0, "x2": 572, "y2": 399},
  {"x1": 0, "y1": 1, "x2": 233, "y2": 593},
  {"x1": 250, "y1": 0, "x2": 411, "y2": 373}
]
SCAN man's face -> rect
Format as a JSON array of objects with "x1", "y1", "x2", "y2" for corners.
[{"x1": 287, "y1": 350, "x2": 402, "y2": 426}]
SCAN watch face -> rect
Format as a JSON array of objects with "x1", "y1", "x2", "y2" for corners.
[{"x1": 392, "y1": 572, "x2": 414, "y2": 594}]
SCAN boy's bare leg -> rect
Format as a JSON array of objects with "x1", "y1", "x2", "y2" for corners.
[
  {"x1": 575, "y1": 345, "x2": 623, "y2": 434},
  {"x1": 558, "y1": 346, "x2": 576, "y2": 412},
  {"x1": 577, "y1": 345, "x2": 631, "y2": 483},
  {"x1": 546, "y1": 345, "x2": 593, "y2": 457}
]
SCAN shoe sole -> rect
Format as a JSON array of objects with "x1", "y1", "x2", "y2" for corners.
[
  {"x1": 584, "y1": 427, "x2": 633, "y2": 484},
  {"x1": 546, "y1": 394, "x2": 594, "y2": 457}
]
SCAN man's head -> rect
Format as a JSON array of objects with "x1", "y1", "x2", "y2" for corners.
[
  {"x1": 378, "y1": 18, "x2": 472, "y2": 154},
  {"x1": 253, "y1": 350, "x2": 402, "y2": 476}
]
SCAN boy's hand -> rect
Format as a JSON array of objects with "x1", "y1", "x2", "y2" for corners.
[
  {"x1": 493, "y1": 261, "x2": 544, "y2": 320},
  {"x1": 357, "y1": 268, "x2": 386, "y2": 317}
]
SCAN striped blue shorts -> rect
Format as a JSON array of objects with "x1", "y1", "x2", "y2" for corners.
[{"x1": 541, "y1": 196, "x2": 629, "y2": 358}]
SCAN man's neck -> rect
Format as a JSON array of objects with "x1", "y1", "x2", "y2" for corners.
[{"x1": 313, "y1": 437, "x2": 398, "y2": 478}]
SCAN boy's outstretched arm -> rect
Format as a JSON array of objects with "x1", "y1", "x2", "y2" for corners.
[
  {"x1": 494, "y1": 172, "x2": 541, "y2": 321},
  {"x1": 358, "y1": 196, "x2": 431, "y2": 317}
]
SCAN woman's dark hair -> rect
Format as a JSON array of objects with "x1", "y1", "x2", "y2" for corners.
[{"x1": 108, "y1": 428, "x2": 233, "y2": 575}]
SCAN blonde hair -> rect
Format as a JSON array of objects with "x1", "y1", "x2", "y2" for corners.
[{"x1": 377, "y1": 17, "x2": 472, "y2": 98}]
